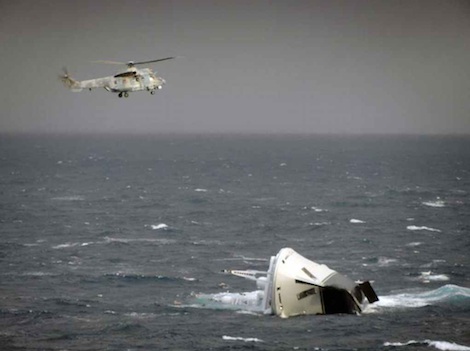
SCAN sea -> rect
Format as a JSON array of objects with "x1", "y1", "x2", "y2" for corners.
[{"x1": 0, "y1": 134, "x2": 469, "y2": 351}]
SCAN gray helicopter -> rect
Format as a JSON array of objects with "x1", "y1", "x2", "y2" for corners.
[{"x1": 60, "y1": 57, "x2": 175, "y2": 98}]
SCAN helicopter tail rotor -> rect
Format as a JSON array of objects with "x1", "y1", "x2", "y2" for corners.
[{"x1": 59, "y1": 67, "x2": 82, "y2": 91}]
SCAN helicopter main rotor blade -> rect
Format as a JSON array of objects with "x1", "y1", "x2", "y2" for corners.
[
  {"x1": 92, "y1": 60, "x2": 126, "y2": 65},
  {"x1": 132, "y1": 57, "x2": 177, "y2": 65}
]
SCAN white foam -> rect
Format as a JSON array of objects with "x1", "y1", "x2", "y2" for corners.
[
  {"x1": 350, "y1": 219, "x2": 365, "y2": 224},
  {"x1": 182, "y1": 277, "x2": 197, "y2": 281},
  {"x1": 378, "y1": 257, "x2": 398, "y2": 267},
  {"x1": 194, "y1": 188, "x2": 208, "y2": 192},
  {"x1": 406, "y1": 242, "x2": 422, "y2": 247},
  {"x1": 422, "y1": 200, "x2": 446, "y2": 208},
  {"x1": 366, "y1": 285, "x2": 470, "y2": 312},
  {"x1": 195, "y1": 290, "x2": 264, "y2": 312},
  {"x1": 309, "y1": 206, "x2": 327, "y2": 212},
  {"x1": 150, "y1": 223, "x2": 168, "y2": 230},
  {"x1": 103, "y1": 236, "x2": 176, "y2": 245},
  {"x1": 222, "y1": 335, "x2": 263, "y2": 343},
  {"x1": 52, "y1": 242, "x2": 80, "y2": 249},
  {"x1": 384, "y1": 340, "x2": 470, "y2": 350},
  {"x1": 51, "y1": 195, "x2": 85, "y2": 201},
  {"x1": 407, "y1": 225, "x2": 441, "y2": 232},
  {"x1": 23, "y1": 271, "x2": 55, "y2": 276},
  {"x1": 310, "y1": 222, "x2": 330, "y2": 226},
  {"x1": 418, "y1": 271, "x2": 450, "y2": 283}
]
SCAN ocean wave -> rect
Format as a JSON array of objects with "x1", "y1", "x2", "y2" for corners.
[
  {"x1": 52, "y1": 237, "x2": 176, "y2": 249},
  {"x1": 384, "y1": 340, "x2": 470, "y2": 350},
  {"x1": 309, "y1": 221, "x2": 330, "y2": 227},
  {"x1": 51, "y1": 195, "x2": 85, "y2": 201},
  {"x1": 104, "y1": 272, "x2": 180, "y2": 282},
  {"x1": 366, "y1": 284, "x2": 470, "y2": 312},
  {"x1": 406, "y1": 242, "x2": 422, "y2": 247},
  {"x1": 361, "y1": 256, "x2": 398, "y2": 267},
  {"x1": 305, "y1": 206, "x2": 328, "y2": 212},
  {"x1": 422, "y1": 200, "x2": 446, "y2": 208},
  {"x1": 407, "y1": 225, "x2": 441, "y2": 232},
  {"x1": 222, "y1": 335, "x2": 264, "y2": 343},
  {"x1": 149, "y1": 223, "x2": 169, "y2": 230},
  {"x1": 22, "y1": 271, "x2": 57, "y2": 277},
  {"x1": 378, "y1": 257, "x2": 398, "y2": 267},
  {"x1": 191, "y1": 240, "x2": 224, "y2": 246},
  {"x1": 416, "y1": 271, "x2": 450, "y2": 283},
  {"x1": 125, "y1": 312, "x2": 159, "y2": 319},
  {"x1": 350, "y1": 219, "x2": 366, "y2": 224},
  {"x1": 103, "y1": 237, "x2": 176, "y2": 245},
  {"x1": 52, "y1": 242, "x2": 81, "y2": 249}
]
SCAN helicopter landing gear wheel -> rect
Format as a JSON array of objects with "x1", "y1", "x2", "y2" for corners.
[
  {"x1": 118, "y1": 92, "x2": 123, "y2": 98},
  {"x1": 150, "y1": 90, "x2": 156, "y2": 95},
  {"x1": 124, "y1": 92, "x2": 129, "y2": 98}
]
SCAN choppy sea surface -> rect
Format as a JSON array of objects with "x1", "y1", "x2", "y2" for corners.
[{"x1": 0, "y1": 134, "x2": 469, "y2": 351}]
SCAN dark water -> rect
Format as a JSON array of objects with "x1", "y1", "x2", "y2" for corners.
[{"x1": 0, "y1": 134, "x2": 469, "y2": 350}]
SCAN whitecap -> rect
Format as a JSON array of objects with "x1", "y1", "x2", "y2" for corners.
[
  {"x1": 150, "y1": 223, "x2": 168, "y2": 230},
  {"x1": 52, "y1": 242, "x2": 80, "y2": 249},
  {"x1": 222, "y1": 335, "x2": 263, "y2": 343},
  {"x1": 194, "y1": 188, "x2": 208, "y2": 192},
  {"x1": 126, "y1": 312, "x2": 158, "y2": 319},
  {"x1": 407, "y1": 225, "x2": 441, "y2": 232},
  {"x1": 406, "y1": 242, "x2": 422, "y2": 247},
  {"x1": 378, "y1": 257, "x2": 398, "y2": 267},
  {"x1": 422, "y1": 200, "x2": 446, "y2": 208},
  {"x1": 418, "y1": 271, "x2": 450, "y2": 283},
  {"x1": 23, "y1": 272, "x2": 55, "y2": 277},
  {"x1": 384, "y1": 340, "x2": 470, "y2": 350},
  {"x1": 350, "y1": 219, "x2": 366, "y2": 224},
  {"x1": 182, "y1": 277, "x2": 197, "y2": 281},
  {"x1": 103, "y1": 236, "x2": 176, "y2": 245},
  {"x1": 311, "y1": 206, "x2": 327, "y2": 212},
  {"x1": 51, "y1": 195, "x2": 85, "y2": 201}
]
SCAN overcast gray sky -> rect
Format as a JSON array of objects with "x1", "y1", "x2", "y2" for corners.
[{"x1": 1, "y1": 0, "x2": 469, "y2": 135}]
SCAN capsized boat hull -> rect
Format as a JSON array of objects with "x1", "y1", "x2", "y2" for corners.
[{"x1": 225, "y1": 248, "x2": 378, "y2": 318}]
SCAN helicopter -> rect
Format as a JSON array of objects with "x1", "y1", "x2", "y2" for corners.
[{"x1": 60, "y1": 57, "x2": 175, "y2": 98}]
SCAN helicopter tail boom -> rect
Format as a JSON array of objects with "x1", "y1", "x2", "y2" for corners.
[{"x1": 59, "y1": 69, "x2": 83, "y2": 92}]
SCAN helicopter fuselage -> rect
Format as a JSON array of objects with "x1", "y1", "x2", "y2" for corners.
[{"x1": 62, "y1": 67, "x2": 166, "y2": 98}]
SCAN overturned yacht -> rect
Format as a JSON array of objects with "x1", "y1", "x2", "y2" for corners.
[{"x1": 224, "y1": 248, "x2": 378, "y2": 318}]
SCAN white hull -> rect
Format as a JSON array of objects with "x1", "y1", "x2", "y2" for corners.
[{"x1": 226, "y1": 248, "x2": 378, "y2": 318}]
